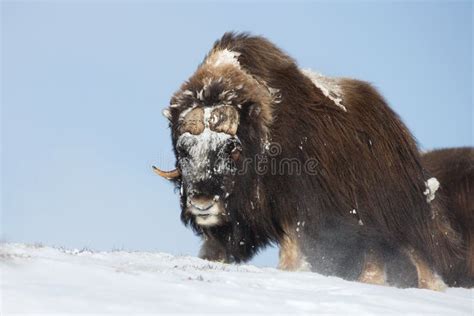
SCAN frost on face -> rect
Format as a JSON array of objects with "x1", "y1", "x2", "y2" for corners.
[
  {"x1": 301, "y1": 69, "x2": 347, "y2": 112},
  {"x1": 424, "y1": 177, "x2": 440, "y2": 203},
  {"x1": 177, "y1": 129, "x2": 231, "y2": 182}
]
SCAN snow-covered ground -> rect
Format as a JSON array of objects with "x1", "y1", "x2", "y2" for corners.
[{"x1": 1, "y1": 243, "x2": 472, "y2": 315}]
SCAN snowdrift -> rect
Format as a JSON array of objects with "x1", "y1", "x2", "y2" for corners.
[{"x1": 1, "y1": 243, "x2": 472, "y2": 314}]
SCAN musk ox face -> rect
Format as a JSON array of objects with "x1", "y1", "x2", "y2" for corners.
[
  {"x1": 157, "y1": 73, "x2": 271, "y2": 229},
  {"x1": 176, "y1": 104, "x2": 242, "y2": 227}
]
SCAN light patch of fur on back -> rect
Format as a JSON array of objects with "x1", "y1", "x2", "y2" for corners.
[
  {"x1": 206, "y1": 49, "x2": 242, "y2": 69},
  {"x1": 301, "y1": 69, "x2": 347, "y2": 112}
]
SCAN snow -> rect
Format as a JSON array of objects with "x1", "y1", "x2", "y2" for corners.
[
  {"x1": 424, "y1": 177, "x2": 440, "y2": 202},
  {"x1": 1, "y1": 243, "x2": 472, "y2": 315},
  {"x1": 177, "y1": 128, "x2": 230, "y2": 181}
]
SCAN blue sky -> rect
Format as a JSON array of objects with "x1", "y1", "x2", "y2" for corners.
[{"x1": 2, "y1": 1, "x2": 472, "y2": 267}]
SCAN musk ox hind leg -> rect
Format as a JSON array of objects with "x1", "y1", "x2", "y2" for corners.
[
  {"x1": 357, "y1": 246, "x2": 418, "y2": 288},
  {"x1": 404, "y1": 247, "x2": 447, "y2": 291}
]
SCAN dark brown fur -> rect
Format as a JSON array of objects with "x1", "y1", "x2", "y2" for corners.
[
  {"x1": 310, "y1": 147, "x2": 474, "y2": 288},
  {"x1": 421, "y1": 148, "x2": 474, "y2": 287},
  {"x1": 163, "y1": 33, "x2": 462, "y2": 287}
]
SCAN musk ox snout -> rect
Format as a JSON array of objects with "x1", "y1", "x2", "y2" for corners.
[
  {"x1": 177, "y1": 133, "x2": 241, "y2": 227},
  {"x1": 189, "y1": 195, "x2": 216, "y2": 211},
  {"x1": 187, "y1": 194, "x2": 224, "y2": 227}
]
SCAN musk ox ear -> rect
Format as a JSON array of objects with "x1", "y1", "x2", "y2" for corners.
[{"x1": 162, "y1": 108, "x2": 172, "y2": 120}]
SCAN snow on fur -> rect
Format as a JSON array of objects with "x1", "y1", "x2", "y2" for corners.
[
  {"x1": 301, "y1": 69, "x2": 347, "y2": 111},
  {"x1": 1, "y1": 243, "x2": 472, "y2": 314},
  {"x1": 424, "y1": 177, "x2": 440, "y2": 202}
]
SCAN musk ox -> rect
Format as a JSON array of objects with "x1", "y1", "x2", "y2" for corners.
[
  {"x1": 154, "y1": 32, "x2": 462, "y2": 290},
  {"x1": 310, "y1": 147, "x2": 474, "y2": 288}
]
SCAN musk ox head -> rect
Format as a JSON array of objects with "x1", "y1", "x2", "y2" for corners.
[{"x1": 154, "y1": 48, "x2": 276, "y2": 229}]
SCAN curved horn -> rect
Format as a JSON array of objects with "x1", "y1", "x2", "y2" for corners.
[{"x1": 152, "y1": 166, "x2": 181, "y2": 180}]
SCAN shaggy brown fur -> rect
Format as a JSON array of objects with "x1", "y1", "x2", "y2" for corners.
[
  {"x1": 312, "y1": 147, "x2": 474, "y2": 288},
  {"x1": 421, "y1": 147, "x2": 474, "y2": 287},
  {"x1": 159, "y1": 32, "x2": 462, "y2": 290}
]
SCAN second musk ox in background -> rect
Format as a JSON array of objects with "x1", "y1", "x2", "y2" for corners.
[
  {"x1": 154, "y1": 32, "x2": 465, "y2": 290},
  {"x1": 420, "y1": 148, "x2": 474, "y2": 287}
]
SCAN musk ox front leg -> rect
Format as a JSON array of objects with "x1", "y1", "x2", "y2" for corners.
[
  {"x1": 278, "y1": 232, "x2": 311, "y2": 271},
  {"x1": 199, "y1": 236, "x2": 229, "y2": 263},
  {"x1": 358, "y1": 249, "x2": 386, "y2": 285}
]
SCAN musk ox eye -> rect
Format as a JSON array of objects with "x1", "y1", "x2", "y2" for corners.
[{"x1": 231, "y1": 147, "x2": 241, "y2": 161}]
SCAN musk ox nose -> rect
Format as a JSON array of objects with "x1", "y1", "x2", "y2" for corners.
[{"x1": 189, "y1": 195, "x2": 218, "y2": 212}]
